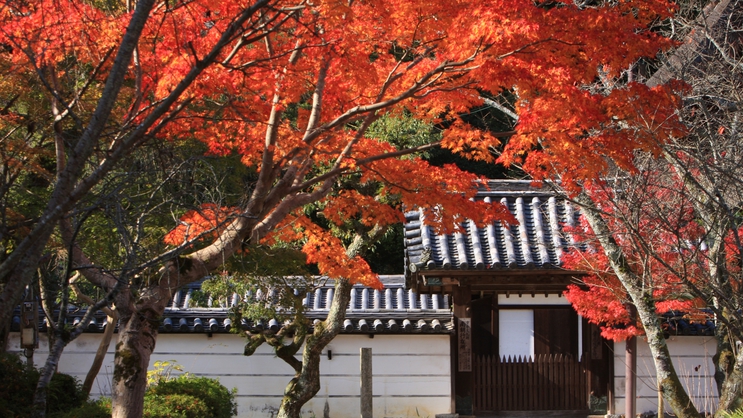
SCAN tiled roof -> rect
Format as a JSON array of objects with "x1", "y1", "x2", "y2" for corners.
[
  {"x1": 405, "y1": 180, "x2": 580, "y2": 273},
  {"x1": 663, "y1": 311, "x2": 716, "y2": 337},
  {"x1": 13, "y1": 275, "x2": 454, "y2": 334}
]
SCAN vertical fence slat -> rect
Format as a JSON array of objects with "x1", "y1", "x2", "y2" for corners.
[
  {"x1": 488, "y1": 355, "x2": 494, "y2": 410},
  {"x1": 472, "y1": 352, "x2": 588, "y2": 413}
]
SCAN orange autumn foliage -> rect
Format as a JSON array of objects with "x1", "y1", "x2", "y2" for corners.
[
  {"x1": 266, "y1": 213, "x2": 382, "y2": 289},
  {"x1": 1, "y1": 0, "x2": 685, "y2": 288},
  {"x1": 163, "y1": 204, "x2": 239, "y2": 246}
]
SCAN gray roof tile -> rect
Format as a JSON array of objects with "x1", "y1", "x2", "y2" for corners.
[
  {"x1": 405, "y1": 180, "x2": 579, "y2": 272},
  {"x1": 17, "y1": 275, "x2": 453, "y2": 335}
]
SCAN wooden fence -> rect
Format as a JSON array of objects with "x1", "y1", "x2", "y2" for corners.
[{"x1": 473, "y1": 354, "x2": 588, "y2": 411}]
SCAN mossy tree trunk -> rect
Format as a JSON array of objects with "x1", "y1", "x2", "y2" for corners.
[
  {"x1": 275, "y1": 278, "x2": 353, "y2": 418},
  {"x1": 241, "y1": 227, "x2": 384, "y2": 418},
  {"x1": 273, "y1": 226, "x2": 384, "y2": 418},
  {"x1": 576, "y1": 193, "x2": 702, "y2": 418},
  {"x1": 109, "y1": 277, "x2": 181, "y2": 418},
  {"x1": 715, "y1": 338, "x2": 743, "y2": 416}
]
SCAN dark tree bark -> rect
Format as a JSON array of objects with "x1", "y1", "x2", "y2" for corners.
[{"x1": 111, "y1": 304, "x2": 161, "y2": 418}]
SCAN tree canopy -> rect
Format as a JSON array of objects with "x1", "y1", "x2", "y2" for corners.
[{"x1": 0, "y1": 0, "x2": 686, "y2": 417}]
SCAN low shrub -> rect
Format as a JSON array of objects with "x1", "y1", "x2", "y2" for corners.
[
  {"x1": 49, "y1": 399, "x2": 111, "y2": 418},
  {"x1": 144, "y1": 394, "x2": 210, "y2": 418},
  {"x1": 47, "y1": 372, "x2": 87, "y2": 414},
  {"x1": 68, "y1": 374, "x2": 238, "y2": 418},
  {"x1": 0, "y1": 354, "x2": 236, "y2": 418},
  {"x1": 147, "y1": 375, "x2": 237, "y2": 418}
]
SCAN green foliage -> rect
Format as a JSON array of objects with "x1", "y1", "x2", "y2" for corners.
[
  {"x1": 721, "y1": 409, "x2": 743, "y2": 418},
  {"x1": 55, "y1": 374, "x2": 237, "y2": 418},
  {"x1": 0, "y1": 353, "x2": 87, "y2": 417},
  {"x1": 201, "y1": 245, "x2": 316, "y2": 324},
  {"x1": 362, "y1": 223, "x2": 404, "y2": 274},
  {"x1": 365, "y1": 113, "x2": 440, "y2": 156},
  {"x1": 48, "y1": 399, "x2": 111, "y2": 418},
  {"x1": 147, "y1": 375, "x2": 237, "y2": 418},
  {"x1": 0, "y1": 352, "x2": 38, "y2": 417},
  {"x1": 147, "y1": 360, "x2": 187, "y2": 387},
  {"x1": 46, "y1": 372, "x2": 87, "y2": 414},
  {"x1": 143, "y1": 394, "x2": 210, "y2": 418}
]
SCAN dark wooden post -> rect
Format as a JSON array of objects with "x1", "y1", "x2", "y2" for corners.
[{"x1": 452, "y1": 285, "x2": 471, "y2": 414}]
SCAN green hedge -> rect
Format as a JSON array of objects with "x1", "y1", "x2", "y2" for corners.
[
  {"x1": 144, "y1": 394, "x2": 211, "y2": 418},
  {"x1": 1, "y1": 353, "x2": 236, "y2": 418},
  {"x1": 147, "y1": 376, "x2": 237, "y2": 418},
  {"x1": 49, "y1": 399, "x2": 111, "y2": 418},
  {"x1": 58, "y1": 374, "x2": 237, "y2": 418},
  {"x1": 722, "y1": 409, "x2": 743, "y2": 418}
]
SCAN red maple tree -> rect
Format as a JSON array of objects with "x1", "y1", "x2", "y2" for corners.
[
  {"x1": 0, "y1": 1, "x2": 685, "y2": 416},
  {"x1": 563, "y1": 180, "x2": 721, "y2": 341}
]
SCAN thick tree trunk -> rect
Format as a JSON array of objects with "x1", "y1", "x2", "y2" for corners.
[
  {"x1": 715, "y1": 338, "x2": 743, "y2": 416},
  {"x1": 633, "y1": 293, "x2": 700, "y2": 417},
  {"x1": 576, "y1": 193, "x2": 701, "y2": 418},
  {"x1": 111, "y1": 308, "x2": 160, "y2": 418},
  {"x1": 276, "y1": 279, "x2": 352, "y2": 418}
]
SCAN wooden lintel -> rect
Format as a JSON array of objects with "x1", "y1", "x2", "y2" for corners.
[
  {"x1": 420, "y1": 269, "x2": 584, "y2": 278},
  {"x1": 412, "y1": 271, "x2": 583, "y2": 295}
]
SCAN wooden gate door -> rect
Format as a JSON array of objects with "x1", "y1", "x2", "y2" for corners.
[{"x1": 472, "y1": 354, "x2": 588, "y2": 411}]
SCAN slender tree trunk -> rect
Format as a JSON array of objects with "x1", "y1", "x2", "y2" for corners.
[
  {"x1": 709, "y1": 304, "x2": 743, "y2": 414},
  {"x1": 83, "y1": 311, "x2": 117, "y2": 396},
  {"x1": 275, "y1": 226, "x2": 384, "y2": 418},
  {"x1": 663, "y1": 153, "x2": 743, "y2": 413},
  {"x1": 32, "y1": 330, "x2": 68, "y2": 418},
  {"x1": 31, "y1": 292, "x2": 117, "y2": 417},
  {"x1": 276, "y1": 279, "x2": 352, "y2": 418},
  {"x1": 576, "y1": 193, "x2": 701, "y2": 418},
  {"x1": 0, "y1": 318, "x2": 9, "y2": 353},
  {"x1": 633, "y1": 292, "x2": 699, "y2": 417},
  {"x1": 69, "y1": 276, "x2": 119, "y2": 396}
]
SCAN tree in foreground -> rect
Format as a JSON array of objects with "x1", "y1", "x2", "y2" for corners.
[
  {"x1": 560, "y1": 1, "x2": 743, "y2": 415},
  {"x1": 0, "y1": 1, "x2": 684, "y2": 417}
]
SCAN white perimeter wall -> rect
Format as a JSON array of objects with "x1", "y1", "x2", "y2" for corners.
[
  {"x1": 8, "y1": 332, "x2": 451, "y2": 418},
  {"x1": 613, "y1": 336, "x2": 718, "y2": 415}
]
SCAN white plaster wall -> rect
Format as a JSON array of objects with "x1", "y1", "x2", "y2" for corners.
[
  {"x1": 613, "y1": 336, "x2": 718, "y2": 415},
  {"x1": 8, "y1": 332, "x2": 451, "y2": 418}
]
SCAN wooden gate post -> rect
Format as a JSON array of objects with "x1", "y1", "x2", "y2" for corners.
[
  {"x1": 361, "y1": 347, "x2": 372, "y2": 418},
  {"x1": 452, "y1": 285, "x2": 472, "y2": 414}
]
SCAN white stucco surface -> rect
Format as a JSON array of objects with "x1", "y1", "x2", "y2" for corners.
[
  {"x1": 498, "y1": 309, "x2": 534, "y2": 358},
  {"x1": 613, "y1": 336, "x2": 718, "y2": 415},
  {"x1": 9, "y1": 332, "x2": 452, "y2": 418}
]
